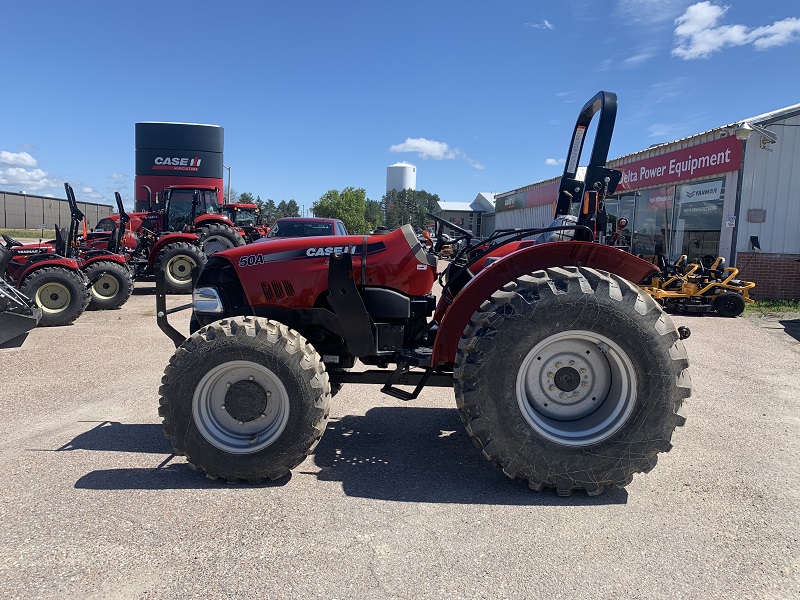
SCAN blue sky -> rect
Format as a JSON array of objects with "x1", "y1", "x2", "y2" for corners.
[{"x1": 2, "y1": 0, "x2": 799, "y2": 212}]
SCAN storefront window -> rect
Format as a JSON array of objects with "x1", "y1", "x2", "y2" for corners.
[
  {"x1": 631, "y1": 187, "x2": 675, "y2": 260},
  {"x1": 672, "y1": 178, "x2": 725, "y2": 265}
]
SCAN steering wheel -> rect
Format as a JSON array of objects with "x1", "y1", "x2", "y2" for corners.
[
  {"x1": 426, "y1": 213, "x2": 472, "y2": 253},
  {"x1": 2, "y1": 234, "x2": 21, "y2": 247}
]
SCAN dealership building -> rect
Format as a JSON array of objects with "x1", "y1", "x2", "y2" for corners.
[{"x1": 495, "y1": 102, "x2": 800, "y2": 299}]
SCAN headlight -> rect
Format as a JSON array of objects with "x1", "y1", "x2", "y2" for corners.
[{"x1": 193, "y1": 286, "x2": 224, "y2": 314}]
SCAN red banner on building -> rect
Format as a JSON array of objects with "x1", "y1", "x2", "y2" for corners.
[
  {"x1": 526, "y1": 181, "x2": 560, "y2": 207},
  {"x1": 615, "y1": 136, "x2": 742, "y2": 191}
]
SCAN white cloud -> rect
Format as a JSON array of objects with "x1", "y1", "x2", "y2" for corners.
[
  {"x1": 595, "y1": 58, "x2": 614, "y2": 72},
  {"x1": 111, "y1": 173, "x2": 128, "y2": 179},
  {"x1": 673, "y1": 2, "x2": 800, "y2": 59},
  {"x1": 616, "y1": 0, "x2": 694, "y2": 25},
  {"x1": 623, "y1": 50, "x2": 656, "y2": 66},
  {"x1": 526, "y1": 19, "x2": 554, "y2": 30},
  {"x1": 0, "y1": 151, "x2": 38, "y2": 168},
  {"x1": 389, "y1": 137, "x2": 484, "y2": 170},
  {"x1": 545, "y1": 158, "x2": 566, "y2": 166},
  {"x1": 0, "y1": 167, "x2": 61, "y2": 191}
]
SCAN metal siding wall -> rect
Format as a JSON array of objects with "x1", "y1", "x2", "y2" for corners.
[
  {"x1": 495, "y1": 204, "x2": 554, "y2": 231},
  {"x1": 24, "y1": 197, "x2": 44, "y2": 229},
  {"x1": 43, "y1": 198, "x2": 60, "y2": 229},
  {"x1": 4, "y1": 193, "x2": 26, "y2": 228},
  {"x1": 738, "y1": 114, "x2": 800, "y2": 254}
]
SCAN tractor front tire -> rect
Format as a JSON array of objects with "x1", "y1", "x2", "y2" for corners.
[
  {"x1": 454, "y1": 267, "x2": 691, "y2": 496},
  {"x1": 84, "y1": 261, "x2": 133, "y2": 310},
  {"x1": 197, "y1": 223, "x2": 246, "y2": 256},
  {"x1": 159, "y1": 317, "x2": 331, "y2": 483},
  {"x1": 155, "y1": 242, "x2": 206, "y2": 294},
  {"x1": 713, "y1": 291, "x2": 746, "y2": 317},
  {"x1": 20, "y1": 267, "x2": 89, "y2": 327}
]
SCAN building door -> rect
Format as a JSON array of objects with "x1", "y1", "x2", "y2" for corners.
[{"x1": 672, "y1": 179, "x2": 725, "y2": 266}]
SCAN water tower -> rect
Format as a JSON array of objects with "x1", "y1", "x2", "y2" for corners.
[{"x1": 386, "y1": 162, "x2": 417, "y2": 193}]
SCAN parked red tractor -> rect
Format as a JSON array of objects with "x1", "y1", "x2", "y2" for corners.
[
  {"x1": 97, "y1": 184, "x2": 245, "y2": 250},
  {"x1": 156, "y1": 92, "x2": 692, "y2": 495},
  {"x1": 220, "y1": 202, "x2": 270, "y2": 243}
]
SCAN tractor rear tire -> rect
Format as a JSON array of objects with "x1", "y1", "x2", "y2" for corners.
[
  {"x1": 159, "y1": 317, "x2": 331, "y2": 483},
  {"x1": 20, "y1": 266, "x2": 89, "y2": 327},
  {"x1": 84, "y1": 261, "x2": 133, "y2": 310},
  {"x1": 155, "y1": 242, "x2": 206, "y2": 295},
  {"x1": 713, "y1": 291, "x2": 745, "y2": 317},
  {"x1": 453, "y1": 267, "x2": 691, "y2": 496},
  {"x1": 197, "y1": 223, "x2": 246, "y2": 256}
]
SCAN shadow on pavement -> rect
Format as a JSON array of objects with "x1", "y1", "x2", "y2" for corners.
[
  {"x1": 779, "y1": 319, "x2": 800, "y2": 342},
  {"x1": 308, "y1": 406, "x2": 629, "y2": 506},
  {"x1": 62, "y1": 411, "x2": 628, "y2": 504}
]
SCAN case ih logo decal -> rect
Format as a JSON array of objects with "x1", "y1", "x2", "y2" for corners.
[
  {"x1": 305, "y1": 245, "x2": 357, "y2": 258},
  {"x1": 238, "y1": 242, "x2": 386, "y2": 268},
  {"x1": 152, "y1": 156, "x2": 202, "y2": 172}
]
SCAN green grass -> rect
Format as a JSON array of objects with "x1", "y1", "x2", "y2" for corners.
[
  {"x1": 744, "y1": 299, "x2": 800, "y2": 318},
  {"x1": 0, "y1": 228, "x2": 56, "y2": 239}
]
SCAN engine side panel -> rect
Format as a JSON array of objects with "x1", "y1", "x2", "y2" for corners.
[{"x1": 219, "y1": 224, "x2": 436, "y2": 310}]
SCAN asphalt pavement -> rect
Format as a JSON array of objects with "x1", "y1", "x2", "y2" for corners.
[{"x1": 0, "y1": 281, "x2": 798, "y2": 599}]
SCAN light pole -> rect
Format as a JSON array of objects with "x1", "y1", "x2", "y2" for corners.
[{"x1": 222, "y1": 164, "x2": 232, "y2": 203}]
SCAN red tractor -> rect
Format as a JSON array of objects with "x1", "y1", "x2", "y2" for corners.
[
  {"x1": 220, "y1": 202, "x2": 270, "y2": 243},
  {"x1": 96, "y1": 184, "x2": 246, "y2": 255},
  {"x1": 156, "y1": 92, "x2": 692, "y2": 496}
]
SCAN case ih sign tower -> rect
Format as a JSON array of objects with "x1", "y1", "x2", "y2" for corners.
[{"x1": 134, "y1": 122, "x2": 225, "y2": 211}]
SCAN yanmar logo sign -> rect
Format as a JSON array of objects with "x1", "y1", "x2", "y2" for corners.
[
  {"x1": 686, "y1": 187, "x2": 718, "y2": 198},
  {"x1": 152, "y1": 156, "x2": 202, "y2": 172}
]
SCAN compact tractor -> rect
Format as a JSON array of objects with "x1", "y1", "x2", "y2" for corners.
[
  {"x1": 2, "y1": 184, "x2": 133, "y2": 315},
  {"x1": 156, "y1": 91, "x2": 692, "y2": 496},
  {"x1": 96, "y1": 184, "x2": 246, "y2": 257},
  {"x1": 1, "y1": 191, "x2": 91, "y2": 327},
  {"x1": 91, "y1": 186, "x2": 211, "y2": 294}
]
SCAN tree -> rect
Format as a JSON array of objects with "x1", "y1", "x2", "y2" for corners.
[
  {"x1": 364, "y1": 199, "x2": 384, "y2": 231},
  {"x1": 223, "y1": 187, "x2": 239, "y2": 203},
  {"x1": 313, "y1": 187, "x2": 369, "y2": 234},
  {"x1": 381, "y1": 189, "x2": 440, "y2": 231},
  {"x1": 262, "y1": 198, "x2": 278, "y2": 222},
  {"x1": 239, "y1": 192, "x2": 256, "y2": 204},
  {"x1": 285, "y1": 200, "x2": 300, "y2": 217},
  {"x1": 276, "y1": 200, "x2": 288, "y2": 219}
]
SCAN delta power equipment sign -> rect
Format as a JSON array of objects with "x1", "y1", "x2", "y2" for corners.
[{"x1": 615, "y1": 136, "x2": 743, "y2": 191}]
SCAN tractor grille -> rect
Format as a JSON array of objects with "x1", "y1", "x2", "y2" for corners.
[{"x1": 261, "y1": 280, "x2": 295, "y2": 301}]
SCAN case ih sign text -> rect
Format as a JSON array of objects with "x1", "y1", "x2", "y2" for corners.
[
  {"x1": 616, "y1": 136, "x2": 742, "y2": 191},
  {"x1": 152, "y1": 156, "x2": 202, "y2": 172}
]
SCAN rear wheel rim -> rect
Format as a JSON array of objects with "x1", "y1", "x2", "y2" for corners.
[
  {"x1": 192, "y1": 360, "x2": 290, "y2": 454},
  {"x1": 202, "y1": 236, "x2": 234, "y2": 256},
  {"x1": 165, "y1": 255, "x2": 196, "y2": 286},
  {"x1": 516, "y1": 330, "x2": 637, "y2": 446},
  {"x1": 35, "y1": 282, "x2": 71, "y2": 313},
  {"x1": 91, "y1": 273, "x2": 120, "y2": 299}
]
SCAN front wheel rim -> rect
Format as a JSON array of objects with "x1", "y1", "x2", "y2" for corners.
[
  {"x1": 36, "y1": 282, "x2": 71, "y2": 313},
  {"x1": 91, "y1": 273, "x2": 120, "y2": 299},
  {"x1": 165, "y1": 255, "x2": 196, "y2": 285},
  {"x1": 516, "y1": 330, "x2": 637, "y2": 447},
  {"x1": 192, "y1": 360, "x2": 290, "y2": 454}
]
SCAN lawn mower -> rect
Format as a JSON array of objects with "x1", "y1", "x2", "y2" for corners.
[
  {"x1": 641, "y1": 255, "x2": 755, "y2": 317},
  {"x1": 155, "y1": 91, "x2": 692, "y2": 496}
]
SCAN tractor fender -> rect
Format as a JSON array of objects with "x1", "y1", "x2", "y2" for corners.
[
  {"x1": 148, "y1": 233, "x2": 200, "y2": 267},
  {"x1": 81, "y1": 253, "x2": 129, "y2": 268},
  {"x1": 430, "y1": 242, "x2": 658, "y2": 366},
  {"x1": 194, "y1": 213, "x2": 235, "y2": 228},
  {"x1": 18, "y1": 257, "x2": 82, "y2": 287}
]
